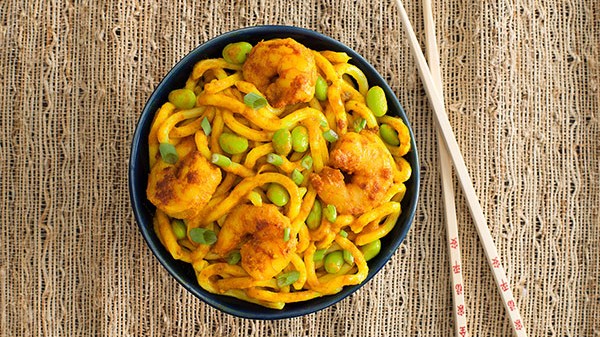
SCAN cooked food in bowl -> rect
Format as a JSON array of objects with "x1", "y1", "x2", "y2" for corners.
[{"x1": 145, "y1": 37, "x2": 412, "y2": 309}]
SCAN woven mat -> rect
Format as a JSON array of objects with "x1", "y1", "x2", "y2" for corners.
[{"x1": 1, "y1": 0, "x2": 598, "y2": 335}]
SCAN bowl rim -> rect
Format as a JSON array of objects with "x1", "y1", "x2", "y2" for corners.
[{"x1": 129, "y1": 25, "x2": 420, "y2": 320}]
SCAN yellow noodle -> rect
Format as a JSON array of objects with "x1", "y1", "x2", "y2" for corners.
[
  {"x1": 333, "y1": 63, "x2": 369, "y2": 96},
  {"x1": 148, "y1": 102, "x2": 176, "y2": 167},
  {"x1": 345, "y1": 100, "x2": 377, "y2": 128}
]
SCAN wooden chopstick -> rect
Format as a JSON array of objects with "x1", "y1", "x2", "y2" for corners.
[
  {"x1": 394, "y1": 0, "x2": 528, "y2": 336},
  {"x1": 422, "y1": 1, "x2": 469, "y2": 336}
]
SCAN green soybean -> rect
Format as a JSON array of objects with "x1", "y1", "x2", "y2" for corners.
[
  {"x1": 306, "y1": 199, "x2": 322, "y2": 229},
  {"x1": 168, "y1": 88, "x2": 197, "y2": 110},
  {"x1": 226, "y1": 250, "x2": 241, "y2": 265},
  {"x1": 219, "y1": 132, "x2": 249, "y2": 154},
  {"x1": 291, "y1": 169, "x2": 304, "y2": 185},
  {"x1": 379, "y1": 124, "x2": 400, "y2": 146},
  {"x1": 267, "y1": 183, "x2": 289, "y2": 207},
  {"x1": 272, "y1": 129, "x2": 292, "y2": 155},
  {"x1": 291, "y1": 126, "x2": 309, "y2": 153},
  {"x1": 366, "y1": 86, "x2": 387, "y2": 117},
  {"x1": 360, "y1": 239, "x2": 382, "y2": 261},
  {"x1": 324, "y1": 204, "x2": 337, "y2": 223},
  {"x1": 171, "y1": 220, "x2": 187, "y2": 240},
  {"x1": 222, "y1": 42, "x2": 253, "y2": 64},
  {"x1": 343, "y1": 250, "x2": 354, "y2": 265},
  {"x1": 324, "y1": 251, "x2": 344, "y2": 274},
  {"x1": 315, "y1": 76, "x2": 328, "y2": 101}
]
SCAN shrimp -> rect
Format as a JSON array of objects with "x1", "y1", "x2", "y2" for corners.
[
  {"x1": 310, "y1": 131, "x2": 394, "y2": 215},
  {"x1": 147, "y1": 151, "x2": 222, "y2": 219},
  {"x1": 242, "y1": 38, "x2": 317, "y2": 108},
  {"x1": 212, "y1": 204, "x2": 296, "y2": 281}
]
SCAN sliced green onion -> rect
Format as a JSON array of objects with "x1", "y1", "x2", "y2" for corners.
[
  {"x1": 266, "y1": 153, "x2": 284, "y2": 166},
  {"x1": 244, "y1": 92, "x2": 267, "y2": 109},
  {"x1": 276, "y1": 270, "x2": 300, "y2": 288},
  {"x1": 298, "y1": 187, "x2": 308, "y2": 198},
  {"x1": 353, "y1": 118, "x2": 367, "y2": 133},
  {"x1": 283, "y1": 227, "x2": 291, "y2": 242},
  {"x1": 171, "y1": 220, "x2": 187, "y2": 240},
  {"x1": 201, "y1": 117, "x2": 211, "y2": 135},
  {"x1": 324, "y1": 204, "x2": 337, "y2": 223},
  {"x1": 319, "y1": 119, "x2": 329, "y2": 128},
  {"x1": 339, "y1": 229, "x2": 348, "y2": 238},
  {"x1": 343, "y1": 250, "x2": 354, "y2": 265},
  {"x1": 291, "y1": 169, "x2": 304, "y2": 185},
  {"x1": 159, "y1": 143, "x2": 178, "y2": 164},
  {"x1": 226, "y1": 250, "x2": 241, "y2": 265},
  {"x1": 211, "y1": 153, "x2": 232, "y2": 167},
  {"x1": 189, "y1": 228, "x2": 217, "y2": 245},
  {"x1": 301, "y1": 155, "x2": 313, "y2": 170},
  {"x1": 323, "y1": 129, "x2": 339, "y2": 142},
  {"x1": 313, "y1": 249, "x2": 327, "y2": 262}
]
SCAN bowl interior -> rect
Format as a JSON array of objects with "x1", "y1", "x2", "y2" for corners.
[{"x1": 129, "y1": 25, "x2": 420, "y2": 319}]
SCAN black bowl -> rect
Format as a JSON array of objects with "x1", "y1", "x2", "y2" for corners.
[{"x1": 129, "y1": 25, "x2": 420, "y2": 319}]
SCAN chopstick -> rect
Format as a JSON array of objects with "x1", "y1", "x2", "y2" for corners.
[
  {"x1": 394, "y1": 0, "x2": 528, "y2": 336},
  {"x1": 422, "y1": 1, "x2": 469, "y2": 336}
]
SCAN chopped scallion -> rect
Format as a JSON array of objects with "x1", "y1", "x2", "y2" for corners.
[
  {"x1": 159, "y1": 143, "x2": 178, "y2": 164},
  {"x1": 243, "y1": 92, "x2": 267, "y2": 109},
  {"x1": 276, "y1": 270, "x2": 300, "y2": 288},
  {"x1": 189, "y1": 228, "x2": 217, "y2": 245},
  {"x1": 201, "y1": 117, "x2": 211, "y2": 135},
  {"x1": 323, "y1": 129, "x2": 339, "y2": 142}
]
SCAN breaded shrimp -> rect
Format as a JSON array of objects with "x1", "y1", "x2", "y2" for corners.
[
  {"x1": 212, "y1": 204, "x2": 296, "y2": 281},
  {"x1": 242, "y1": 38, "x2": 317, "y2": 108},
  {"x1": 147, "y1": 151, "x2": 222, "y2": 219},
  {"x1": 310, "y1": 131, "x2": 394, "y2": 215}
]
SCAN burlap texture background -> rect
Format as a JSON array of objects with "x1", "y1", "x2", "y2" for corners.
[{"x1": 1, "y1": 0, "x2": 598, "y2": 336}]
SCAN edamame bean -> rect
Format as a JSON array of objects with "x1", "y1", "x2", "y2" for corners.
[
  {"x1": 291, "y1": 126, "x2": 309, "y2": 153},
  {"x1": 272, "y1": 129, "x2": 292, "y2": 155},
  {"x1": 324, "y1": 251, "x2": 344, "y2": 274},
  {"x1": 219, "y1": 132, "x2": 249, "y2": 154},
  {"x1": 379, "y1": 124, "x2": 400, "y2": 146},
  {"x1": 360, "y1": 239, "x2": 381, "y2": 261},
  {"x1": 306, "y1": 199, "x2": 322, "y2": 229},
  {"x1": 267, "y1": 183, "x2": 289, "y2": 207},
  {"x1": 171, "y1": 220, "x2": 187, "y2": 240},
  {"x1": 324, "y1": 204, "x2": 337, "y2": 223},
  {"x1": 291, "y1": 169, "x2": 304, "y2": 185},
  {"x1": 366, "y1": 86, "x2": 387, "y2": 117},
  {"x1": 315, "y1": 76, "x2": 328, "y2": 101},
  {"x1": 226, "y1": 250, "x2": 241, "y2": 265},
  {"x1": 222, "y1": 41, "x2": 253, "y2": 64},
  {"x1": 168, "y1": 88, "x2": 197, "y2": 110}
]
